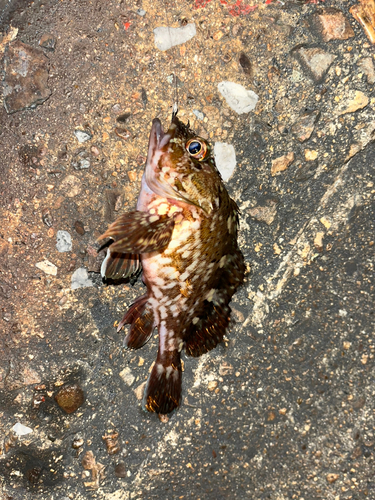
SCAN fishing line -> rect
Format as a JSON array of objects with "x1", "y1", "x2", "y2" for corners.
[{"x1": 161, "y1": 0, "x2": 179, "y2": 116}]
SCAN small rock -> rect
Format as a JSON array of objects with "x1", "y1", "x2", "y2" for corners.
[
  {"x1": 71, "y1": 267, "x2": 94, "y2": 289},
  {"x1": 239, "y1": 52, "x2": 253, "y2": 77},
  {"x1": 115, "y1": 127, "x2": 131, "y2": 141},
  {"x1": 56, "y1": 230, "x2": 72, "y2": 252},
  {"x1": 358, "y1": 57, "x2": 375, "y2": 84},
  {"x1": 119, "y1": 367, "x2": 135, "y2": 387},
  {"x1": 208, "y1": 380, "x2": 218, "y2": 391},
  {"x1": 35, "y1": 259, "x2": 57, "y2": 276},
  {"x1": 337, "y1": 90, "x2": 369, "y2": 115},
  {"x1": 248, "y1": 200, "x2": 278, "y2": 225},
  {"x1": 136, "y1": 8, "x2": 146, "y2": 17},
  {"x1": 102, "y1": 432, "x2": 121, "y2": 455},
  {"x1": 39, "y1": 33, "x2": 57, "y2": 51},
  {"x1": 74, "y1": 221, "x2": 85, "y2": 235},
  {"x1": 12, "y1": 423, "x2": 33, "y2": 436},
  {"x1": 304, "y1": 149, "x2": 318, "y2": 161},
  {"x1": 42, "y1": 208, "x2": 53, "y2": 227},
  {"x1": 193, "y1": 109, "x2": 204, "y2": 121},
  {"x1": 114, "y1": 463, "x2": 127, "y2": 478},
  {"x1": 71, "y1": 150, "x2": 91, "y2": 169},
  {"x1": 326, "y1": 473, "x2": 339, "y2": 483},
  {"x1": 74, "y1": 129, "x2": 92, "y2": 143},
  {"x1": 3, "y1": 40, "x2": 52, "y2": 114},
  {"x1": 314, "y1": 231, "x2": 325, "y2": 252},
  {"x1": 60, "y1": 175, "x2": 82, "y2": 197},
  {"x1": 292, "y1": 45, "x2": 336, "y2": 84},
  {"x1": 134, "y1": 381, "x2": 146, "y2": 400},
  {"x1": 291, "y1": 110, "x2": 320, "y2": 142},
  {"x1": 218, "y1": 81, "x2": 258, "y2": 114},
  {"x1": 271, "y1": 152, "x2": 295, "y2": 176},
  {"x1": 55, "y1": 383, "x2": 84, "y2": 414},
  {"x1": 308, "y1": 8, "x2": 355, "y2": 41},
  {"x1": 214, "y1": 142, "x2": 236, "y2": 181},
  {"x1": 154, "y1": 24, "x2": 196, "y2": 51}
]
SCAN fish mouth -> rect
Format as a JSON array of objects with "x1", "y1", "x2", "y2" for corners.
[{"x1": 148, "y1": 117, "x2": 178, "y2": 154}]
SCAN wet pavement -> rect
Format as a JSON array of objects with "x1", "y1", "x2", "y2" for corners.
[{"x1": 0, "y1": 0, "x2": 374, "y2": 499}]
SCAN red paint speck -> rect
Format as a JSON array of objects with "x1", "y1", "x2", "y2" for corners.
[{"x1": 123, "y1": 21, "x2": 131, "y2": 30}]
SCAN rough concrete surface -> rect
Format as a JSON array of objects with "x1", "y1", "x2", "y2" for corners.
[{"x1": 0, "y1": 0, "x2": 374, "y2": 499}]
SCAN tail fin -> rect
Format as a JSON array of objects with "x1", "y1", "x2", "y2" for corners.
[
  {"x1": 142, "y1": 350, "x2": 182, "y2": 414},
  {"x1": 118, "y1": 294, "x2": 155, "y2": 350}
]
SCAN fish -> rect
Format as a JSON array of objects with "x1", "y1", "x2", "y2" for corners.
[{"x1": 98, "y1": 112, "x2": 245, "y2": 414}]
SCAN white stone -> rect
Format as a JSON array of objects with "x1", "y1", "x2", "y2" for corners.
[
  {"x1": 218, "y1": 81, "x2": 259, "y2": 114},
  {"x1": 35, "y1": 259, "x2": 57, "y2": 276},
  {"x1": 71, "y1": 267, "x2": 94, "y2": 289},
  {"x1": 154, "y1": 24, "x2": 196, "y2": 51},
  {"x1": 193, "y1": 109, "x2": 204, "y2": 121},
  {"x1": 119, "y1": 367, "x2": 135, "y2": 386},
  {"x1": 214, "y1": 142, "x2": 237, "y2": 181},
  {"x1": 12, "y1": 422, "x2": 33, "y2": 436},
  {"x1": 56, "y1": 230, "x2": 72, "y2": 252},
  {"x1": 74, "y1": 129, "x2": 92, "y2": 143}
]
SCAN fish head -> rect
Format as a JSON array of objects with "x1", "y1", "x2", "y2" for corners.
[{"x1": 145, "y1": 115, "x2": 220, "y2": 213}]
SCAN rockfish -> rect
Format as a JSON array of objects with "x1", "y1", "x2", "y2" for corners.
[{"x1": 99, "y1": 113, "x2": 245, "y2": 414}]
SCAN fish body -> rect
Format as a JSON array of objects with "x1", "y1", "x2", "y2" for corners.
[{"x1": 99, "y1": 115, "x2": 245, "y2": 414}]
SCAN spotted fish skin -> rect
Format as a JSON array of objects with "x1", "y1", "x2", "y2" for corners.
[{"x1": 99, "y1": 114, "x2": 245, "y2": 414}]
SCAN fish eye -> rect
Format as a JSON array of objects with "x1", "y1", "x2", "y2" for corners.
[{"x1": 186, "y1": 138, "x2": 208, "y2": 160}]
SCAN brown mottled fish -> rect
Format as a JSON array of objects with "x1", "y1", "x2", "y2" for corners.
[{"x1": 98, "y1": 113, "x2": 245, "y2": 414}]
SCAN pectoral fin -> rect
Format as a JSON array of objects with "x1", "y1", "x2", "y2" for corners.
[
  {"x1": 101, "y1": 249, "x2": 141, "y2": 281},
  {"x1": 98, "y1": 211, "x2": 175, "y2": 254}
]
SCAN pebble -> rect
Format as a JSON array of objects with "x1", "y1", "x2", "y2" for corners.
[
  {"x1": 358, "y1": 57, "x2": 375, "y2": 84},
  {"x1": 193, "y1": 109, "x2": 204, "y2": 121},
  {"x1": 337, "y1": 90, "x2": 369, "y2": 115},
  {"x1": 71, "y1": 267, "x2": 94, "y2": 289},
  {"x1": 56, "y1": 230, "x2": 72, "y2": 252},
  {"x1": 214, "y1": 142, "x2": 236, "y2": 181},
  {"x1": 3, "y1": 41, "x2": 51, "y2": 113},
  {"x1": 239, "y1": 52, "x2": 253, "y2": 77},
  {"x1": 74, "y1": 220, "x2": 85, "y2": 235},
  {"x1": 71, "y1": 150, "x2": 90, "y2": 169},
  {"x1": 326, "y1": 473, "x2": 339, "y2": 483},
  {"x1": 74, "y1": 129, "x2": 92, "y2": 143},
  {"x1": 55, "y1": 383, "x2": 84, "y2": 413},
  {"x1": 308, "y1": 8, "x2": 355, "y2": 41},
  {"x1": 12, "y1": 422, "x2": 33, "y2": 436},
  {"x1": 35, "y1": 259, "x2": 57, "y2": 276},
  {"x1": 41, "y1": 208, "x2": 53, "y2": 227},
  {"x1": 248, "y1": 201, "x2": 277, "y2": 225},
  {"x1": 292, "y1": 45, "x2": 336, "y2": 84},
  {"x1": 134, "y1": 381, "x2": 146, "y2": 400},
  {"x1": 271, "y1": 152, "x2": 295, "y2": 176},
  {"x1": 114, "y1": 463, "x2": 127, "y2": 478},
  {"x1": 218, "y1": 81, "x2": 258, "y2": 114},
  {"x1": 154, "y1": 24, "x2": 196, "y2": 51},
  {"x1": 291, "y1": 110, "x2": 320, "y2": 143},
  {"x1": 60, "y1": 175, "x2": 82, "y2": 197},
  {"x1": 208, "y1": 380, "x2": 218, "y2": 391},
  {"x1": 119, "y1": 367, "x2": 135, "y2": 386},
  {"x1": 304, "y1": 149, "x2": 318, "y2": 161}
]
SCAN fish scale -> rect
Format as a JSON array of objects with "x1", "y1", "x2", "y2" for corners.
[{"x1": 99, "y1": 113, "x2": 245, "y2": 414}]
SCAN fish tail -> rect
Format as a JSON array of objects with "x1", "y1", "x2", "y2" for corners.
[
  {"x1": 118, "y1": 294, "x2": 155, "y2": 349},
  {"x1": 142, "y1": 350, "x2": 182, "y2": 414}
]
